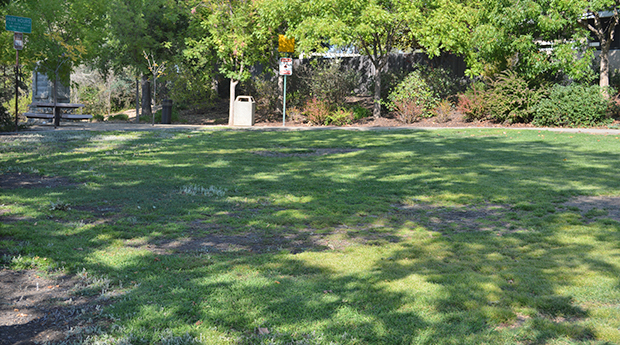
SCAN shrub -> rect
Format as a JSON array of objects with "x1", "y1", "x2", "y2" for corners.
[
  {"x1": 533, "y1": 84, "x2": 613, "y2": 127},
  {"x1": 485, "y1": 70, "x2": 545, "y2": 124},
  {"x1": 296, "y1": 59, "x2": 359, "y2": 108},
  {"x1": 303, "y1": 98, "x2": 330, "y2": 125},
  {"x1": 433, "y1": 99, "x2": 454, "y2": 123},
  {"x1": 286, "y1": 106, "x2": 306, "y2": 123},
  {"x1": 140, "y1": 107, "x2": 180, "y2": 123},
  {"x1": 326, "y1": 108, "x2": 353, "y2": 126},
  {"x1": 456, "y1": 83, "x2": 489, "y2": 121},
  {"x1": 0, "y1": 105, "x2": 18, "y2": 132},
  {"x1": 385, "y1": 70, "x2": 437, "y2": 123},
  {"x1": 351, "y1": 105, "x2": 372, "y2": 120},
  {"x1": 108, "y1": 113, "x2": 129, "y2": 121},
  {"x1": 92, "y1": 114, "x2": 105, "y2": 122},
  {"x1": 417, "y1": 65, "x2": 464, "y2": 101},
  {"x1": 250, "y1": 75, "x2": 279, "y2": 120}
]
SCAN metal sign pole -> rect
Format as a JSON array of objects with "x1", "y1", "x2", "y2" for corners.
[
  {"x1": 283, "y1": 74, "x2": 287, "y2": 126},
  {"x1": 14, "y1": 49, "x2": 18, "y2": 132}
]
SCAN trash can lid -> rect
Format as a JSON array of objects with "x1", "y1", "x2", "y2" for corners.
[{"x1": 235, "y1": 96, "x2": 255, "y2": 103}]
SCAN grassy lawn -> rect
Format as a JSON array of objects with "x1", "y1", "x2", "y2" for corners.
[{"x1": 1, "y1": 128, "x2": 620, "y2": 344}]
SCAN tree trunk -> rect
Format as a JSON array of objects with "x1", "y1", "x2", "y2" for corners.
[
  {"x1": 600, "y1": 41, "x2": 611, "y2": 89},
  {"x1": 135, "y1": 78, "x2": 140, "y2": 123},
  {"x1": 229, "y1": 78, "x2": 239, "y2": 126},
  {"x1": 141, "y1": 75, "x2": 152, "y2": 116},
  {"x1": 373, "y1": 63, "x2": 381, "y2": 119}
]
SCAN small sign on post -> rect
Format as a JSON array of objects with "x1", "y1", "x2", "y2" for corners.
[
  {"x1": 6, "y1": 15, "x2": 32, "y2": 132},
  {"x1": 13, "y1": 32, "x2": 23, "y2": 50},
  {"x1": 279, "y1": 57, "x2": 293, "y2": 126},
  {"x1": 279, "y1": 57, "x2": 292, "y2": 76}
]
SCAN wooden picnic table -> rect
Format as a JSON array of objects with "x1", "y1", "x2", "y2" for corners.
[{"x1": 25, "y1": 102, "x2": 92, "y2": 127}]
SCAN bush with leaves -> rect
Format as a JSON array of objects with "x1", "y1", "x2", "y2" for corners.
[
  {"x1": 296, "y1": 59, "x2": 359, "y2": 108},
  {"x1": 0, "y1": 105, "x2": 16, "y2": 132},
  {"x1": 303, "y1": 98, "x2": 330, "y2": 125},
  {"x1": 457, "y1": 84, "x2": 490, "y2": 122},
  {"x1": 351, "y1": 104, "x2": 372, "y2": 120},
  {"x1": 248, "y1": 75, "x2": 279, "y2": 120},
  {"x1": 484, "y1": 71, "x2": 546, "y2": 124},
  {"x1": 417, "y1": 65, "x2": 464, "y2": 102},
  {"x1": 533, "y1": 84, "x2": 613, "y2": 127},
  {"x1": 326, "y1": 108, "x2": 354, "y2": 126},
  {"x1": 385, "y1": 70, "x2": 437, "y2": 123},
  {"x1": 433, "y1": 99, "x2": 454, "y2": 123}
]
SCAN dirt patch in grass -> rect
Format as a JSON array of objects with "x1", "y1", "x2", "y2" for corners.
[
  {"x1": 0, "y1": 270, "x2": 111, "y2": 345},
  {"x1": 0, "y1": 173, "x2": 76, "y2": 190},
  {"x1": 563, "y1": 196, "x2": 620, "y2": 223},
  {"x1": 398, "y1": 197, "x2": 620, "y2": 234},
  {"x1": 127, "y1": 229, "x2": 333, "y2": 255},
  {"x1": 397, "y1": 203, "x2": 526, "y2": 234},
  {"x1": 253, "y1": 148, "x2": 362, "y2": 158}
]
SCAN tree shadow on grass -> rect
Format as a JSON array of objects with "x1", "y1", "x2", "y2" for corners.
[{"x1": 2, "y1": 129, "x2": 620, "y2": 343}]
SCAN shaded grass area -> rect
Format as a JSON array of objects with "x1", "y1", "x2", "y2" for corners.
[{"x1": 1, "y1": 128, "x2": 620, "y2": 344}]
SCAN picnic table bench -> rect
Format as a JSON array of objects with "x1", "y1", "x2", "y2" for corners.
[{"x1": 25, "y1": 102, "x2": 92, "y2": 127}]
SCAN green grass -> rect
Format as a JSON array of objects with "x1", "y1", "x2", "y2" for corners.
[{"x1": 1, "y1": 128, "x2": 620, "y2": 344}]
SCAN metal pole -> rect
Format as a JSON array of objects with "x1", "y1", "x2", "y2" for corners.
[
  {"x1": 14, "y1": 50, "x2": 18, "y2": 132},
  {"x1": 283, "y1": 75, "x2": 287, "y2": 126}
]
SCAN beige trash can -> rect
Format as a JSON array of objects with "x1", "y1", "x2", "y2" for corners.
[{"x1": 233, "y1": 96, "x2": 255, "y2": 126}]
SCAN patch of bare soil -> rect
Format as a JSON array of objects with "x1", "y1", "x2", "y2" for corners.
[
  {"x1": 0, "y1": 173, "x2": 75, "y2": 190},
  {"x1": 0, "y1": 270, "x2": 109, "y2": 345},
  {"x1": 563, "y1": 196, "x2": 620, "y2": 223},
  {"x1": 253, "y1": 148, "x2": 362, "y2": 157},
  {"x1": 127, "y1": 231, "x2": 330, "y2": 255},
  {"x1": 397, "y1": 203, "x2": 527, "y2": 234}
]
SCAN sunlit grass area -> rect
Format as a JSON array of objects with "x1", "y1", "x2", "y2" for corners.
[{"x1": 1, "y1": 128, "x2": 620, "y2": 344}]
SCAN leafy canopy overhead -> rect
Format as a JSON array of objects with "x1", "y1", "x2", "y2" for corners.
[{"x1": 6, "y1": 0, "x2": 107, "y2": 83}]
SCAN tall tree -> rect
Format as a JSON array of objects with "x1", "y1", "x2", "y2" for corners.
[
  {"x1": 7, "y1": 0, "x2": 107, "y2": 88},
  {"x1": 186, "y1": 0, "x2": 272, "y2": 125},
  {"x1": 286, "y1": 0, "x2": 418, "y2": 118},
  {"x1": 467, "y1": 0, "x2": 593, "y2": 84},
  {"x1": 578, "y1": 2, "x2": 620, "y2": 89},
  {"x1": 105, "y1": 0, "x2": 188, "y2": 120}
]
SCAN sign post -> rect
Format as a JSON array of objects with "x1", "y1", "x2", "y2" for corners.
[
  {"x1": 279, "y1": 57, "x2": 292, "y2": 126},
  {"x1": 5, "y1": 15, "x2": 31, "y2": 132},
  {"x1": 278, "y1": 35, "x2": 295, "y2": 127}
]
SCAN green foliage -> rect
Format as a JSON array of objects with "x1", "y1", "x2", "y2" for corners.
[
  {"x1": 417, "y1": 65, "x2": 465, "y2": 102},
  {"x1": 467, "y1": 0, "x2": 593, "y2": 84},
  {"x1": 0, "y1": 104, "x2": 17, "y2": 132},
  {"x1": 326, "y1": 107, "x2": 353, "y2": 126},
  {"x1": 8, "y1": 0, "x2": 108, "y2": 84},
  {"x1": 433, "y1": 99, "x2": 454, "y2": 123},
  {"x1": 186, "y1": 0, "x2": 273, "y2": 84},
  {"x1": 533, "y1": 84, "x2": 613, "y2": 127},
  {"x1": 164, "y1": 62, "x2": 217, "y2": 111},
  {"x1": 457, "y1": 83, "x2": 490, "y2": 121},
  {"x1": 484, "y1": 71, "x2": 546, "y2": 124},
  {"x1": 385, "y1": 70, "x2": 437, "y2": 123},
  {"x1": 246, "y1": 74, "x2": 279, "y2": 120},
  {"x1": 303, "y1": 97, "x2": 330, "y2": 125},
  {"x1": 351, "y1": 104, "x2": 372, "y2": 120},
  {"x1": 108, "y1": 114, "x2": 130, "y2": 122},
  {"x1": 295, "y1": 59, "x2": 359, "y2": 108},
  {"x1": 92, "y1": 114, "x2": 105, "y2": 122},
  {"x1": 140, "y1": 107, "x2": 180, "y2": 123}
]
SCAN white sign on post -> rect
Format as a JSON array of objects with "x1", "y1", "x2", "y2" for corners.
[
  {"x1": 279, "y1": 57, "x2": 292, "y2": 76},
  {"x1": 13, "y1": 32, "x2": 23, "y2": 50}
]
